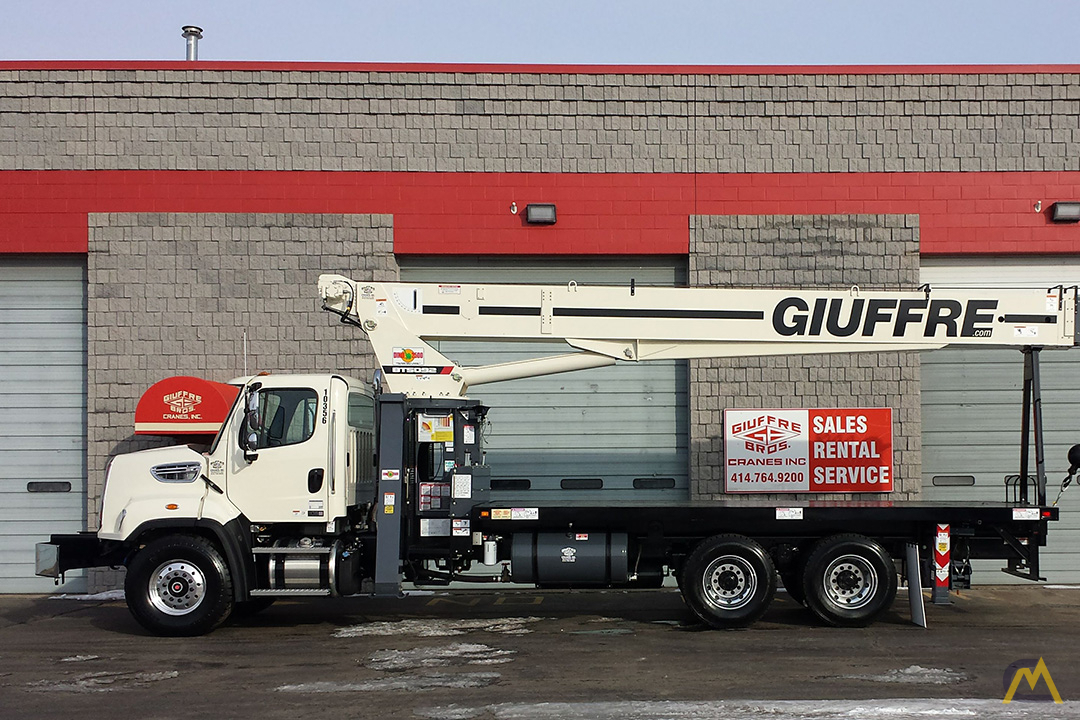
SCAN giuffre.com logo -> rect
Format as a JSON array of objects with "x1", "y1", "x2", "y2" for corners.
[{"x1": 1003, "y1": 657, "x2": 1062, "y2": 703}]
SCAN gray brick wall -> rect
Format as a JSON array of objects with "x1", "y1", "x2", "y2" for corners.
[
  {"x1": 1, "y1": 69, "x2": 1079, "y2": 172},
  {"x1": 689, "y1": 214, "x2": 921, "y2": 501},
  {"x1": 86, "y1": 212, "x2": 396, "y2": 589}
]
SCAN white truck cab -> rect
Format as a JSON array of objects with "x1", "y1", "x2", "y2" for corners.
[{"x1": 100, "y1": 374, "x2": 376, "y2": 543}]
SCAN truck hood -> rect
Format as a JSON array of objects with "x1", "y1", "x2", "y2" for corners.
[{"x1": 122, "y1": 444, "x2": 206, "y2": 462}]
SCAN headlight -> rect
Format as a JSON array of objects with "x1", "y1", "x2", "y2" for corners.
[{"x1": 150, "y1": 462, "x2": 202, "y2": 483}]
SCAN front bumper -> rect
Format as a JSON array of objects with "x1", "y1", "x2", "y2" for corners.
[{"x1": 35, "y1": 533, "x2": 127, "y2": 578}]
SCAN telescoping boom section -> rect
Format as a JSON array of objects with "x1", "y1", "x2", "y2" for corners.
[{"x1": 320, "y1": 275, "x2": 1078, "y2": 396}]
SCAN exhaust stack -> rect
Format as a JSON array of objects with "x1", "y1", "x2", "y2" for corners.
[{"x1": 182, "y1": 26, "x2": 203, "y2": 61}]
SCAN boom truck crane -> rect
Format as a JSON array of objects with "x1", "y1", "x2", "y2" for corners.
[{"x1": 37, "y1": 275, "x2": 1080, "y2": 636}]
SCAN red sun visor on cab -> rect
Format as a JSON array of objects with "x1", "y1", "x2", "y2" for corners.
[{"x1": 134, "y1": 376, "x2": 240, "y2": 436}]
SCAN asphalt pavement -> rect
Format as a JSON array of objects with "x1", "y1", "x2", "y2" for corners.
[{"x1": 1, "y1": 586, "x2": 1078, "y2": 719}]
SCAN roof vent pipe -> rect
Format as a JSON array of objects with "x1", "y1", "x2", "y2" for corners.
[{"x1": 182, "y1": 26, "x2": 203, "y2": 61}]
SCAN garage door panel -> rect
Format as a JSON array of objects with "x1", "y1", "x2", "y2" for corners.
[
  {"x1": 923, "y1": 446, "x2": 1075, "y2": 474},
  {"x1": 0, "y1": 489, "x2": 85, "y2": 508},
  {"x1": 923, "y1": 430, "x2": 1080, "y2": 450},
  {"x1": 0, "y1": 436, "x2": 84, "y2": 452},
  {"x1": 0, "y1": 257, "x2": 86, "y2": 594},
  {"x1": 0, "y1": 350, "x2": 86, "y2": 366},
  {"x1": 0, "y1": 420, "x2": 85, "y2": 437},
  {"x1": 0, "y1": 323, "x2": 87, "y2": 344},
  {"x1": 403, "y1": 258, "x2": 689, "y2": 497},
  {"x1": 488, "y1": 450, "x2": 687, "y2": 488},
  {"x1": 969, "y1": 560, "x2": 1080, "y2": 585},
  {"x1": 0, "y1": 393, "x2": 84, "y2": 410},
  {"x1": 0, "y1": 565, "x2": 86, "y2": 593},
  {"x1": 1, "y1": 479, "x2": 86, "y2": 495},
  {"x1": 0, "y1": 308, "x2": 85, "y2": 324},
  {"x1": 0, "y1": 381, "x2": 85, "y2": 397},
  {"x1": 0, "y1": 504, "x2": 84, "y2": 522},
  {"x1": 0, "y1": 263, "x2": 83, "y2": 281},
  {"x1": 0, "y1": 446, "x2": 85, "y2": 470},
  {"x1": 0, "y1": 282, "x2": 86, "y2": 305}
]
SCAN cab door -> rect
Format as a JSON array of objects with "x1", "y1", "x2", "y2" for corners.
[{"x1": 225, "y1": 381, "x2": 331, "y2": 523}]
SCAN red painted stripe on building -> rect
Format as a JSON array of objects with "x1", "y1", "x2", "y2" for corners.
[
  {"x1": 2, "y1": 170, "x2": 1080, "y2": 256},
  {"x1": 4, "y1": 61, "x2": 1080, "y2": 75}
]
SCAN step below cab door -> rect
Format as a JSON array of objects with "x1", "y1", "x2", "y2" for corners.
[{"x1": 226, "y1": 380, "x2": 331, "y2": 524}]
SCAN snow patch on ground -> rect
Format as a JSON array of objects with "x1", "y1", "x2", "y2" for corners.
[
  {"x1": 843, "y1": 666, "x2": 968, "y2": 685},
  {"x1": 48, "y1": 590, "x2": 125, "y2": 602},
  {"x1": 27, "y1": 670, "x2": 177, "y2": 693},
  {"x1": 366, "y1": 643, "x2": 515, "y2": 671},
  {"x1": 333, "y1": 616, "x2": 544, "y2": 638},
  {"x1": 1044, "y1": 585, "x2": 1080, "y2": 590},
  {"x1": 276, "y1": 672, "x2": 500, "y2": 693},
  {"x1": 415, "y1": 699, "x2": 1080, "y2": 720},
  {"x1": 59, "y1": 655, "x2": 100, "y2": 663}
]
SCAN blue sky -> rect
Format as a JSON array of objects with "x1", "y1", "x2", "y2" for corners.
[{"x1": 7, "y1": 1, "x2": 1080, "y2": 64}]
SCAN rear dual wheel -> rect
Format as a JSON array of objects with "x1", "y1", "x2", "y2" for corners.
[
  {"x1": 801, "y1": 534, "x2": 897, "y2": 627},
  {"x1": 681, "y1": 534, "x2": 776, "y2": 628}
]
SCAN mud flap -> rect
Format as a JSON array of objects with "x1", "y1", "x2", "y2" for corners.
[{"x1": 906, "y1": 542, "x2": 927, "y2": 628}]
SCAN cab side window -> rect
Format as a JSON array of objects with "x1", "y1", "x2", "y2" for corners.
[
  {"x1": 240, "y1": 388, "x2": 318, "y2": 450},
  {"x1": 347, "y1": 393, "x2": 375, "y2": 430}
]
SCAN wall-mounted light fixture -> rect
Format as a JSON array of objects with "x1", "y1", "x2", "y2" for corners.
[
  {"x1": 525, "y1": 203, "x2": 557, "y2": 225},
  {"x1": 1051, "y1": 202, "x2": 1080, "y2": 223}
]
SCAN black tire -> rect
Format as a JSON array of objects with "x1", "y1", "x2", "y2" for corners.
[
  {"x1": 681, "y1": 534, "x2": 777, "y2": 629},
  {"x1": 125, "y1": 534, "x2": 234, "y2": 637},
  {"x1": 801, "y1": 534, "x2": 897, "y2": 627}
]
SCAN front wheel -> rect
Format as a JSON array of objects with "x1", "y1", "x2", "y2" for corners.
[
  {"x1": 801, "y1": 534, "x2": 897, "y2": 627},
  {"x1": 681, "y1": 534, "x2": 776, "y2": 629},
  {"x1": 125, "y1": 534, "x2": 234, "y2": 636}
]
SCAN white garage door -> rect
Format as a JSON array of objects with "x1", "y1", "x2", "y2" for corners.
[
  {"x1": 0, "y1": 257, "x2": 87, "y2": 593},
  {"x1": 400, "y1": 258, "x2": 689, "y2": 500},
  {"x1": 922, "y1": 257, "x2": 1080, "y2": 584}
]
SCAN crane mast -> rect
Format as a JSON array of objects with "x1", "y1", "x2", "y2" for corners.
[{"x1": 319, "y1": 274, "x2": 1078, "y2": 397}]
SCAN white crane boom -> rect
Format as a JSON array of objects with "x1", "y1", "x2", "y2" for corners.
[{"x1": 319, "y1": 274, "x2": 1078, "y2": 397}]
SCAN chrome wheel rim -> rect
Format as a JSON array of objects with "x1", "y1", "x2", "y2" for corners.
[
  {"x1": 823, "y1": 554, "x2": 878, "y2": 609},
  {"x1": 148, "y1": 560, "x2": 206, "y2": 616},
  {"x1": 701, "y1": 554, "x2": 757, "y2": 611}
]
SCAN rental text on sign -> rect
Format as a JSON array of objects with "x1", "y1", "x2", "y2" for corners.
[{"x1": 724, "y1": 408, "x2": 893, "y2": 493}]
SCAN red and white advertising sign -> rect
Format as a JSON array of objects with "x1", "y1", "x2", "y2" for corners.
[{"x1": 724, "y1": 408, "x2": 893, "y2": 493}]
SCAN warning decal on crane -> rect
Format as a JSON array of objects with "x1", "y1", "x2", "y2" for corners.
[{"x1": 724, "y1": 408, "x2": 893, "y2": 493}]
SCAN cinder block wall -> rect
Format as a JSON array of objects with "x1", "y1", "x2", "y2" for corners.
[
  {"x1": 1, "y1": 69, "x2": 1078, "y2": 173},
  {"x1": 86, "y1": 212, "x2": 396, "y2": 588},
  {"x1": 689, "y1": 214, "x2": 922, "y2": 501}
]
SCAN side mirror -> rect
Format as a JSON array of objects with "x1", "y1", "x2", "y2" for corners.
[
  {"x1": 246, "y1": 390, "x2": 262, "y2": 431},
  {"x1": 243, "y1": 384, "x2": 263, "y2": 462}
]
